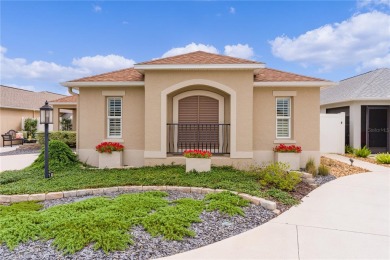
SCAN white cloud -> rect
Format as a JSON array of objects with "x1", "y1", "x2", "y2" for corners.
[
  {"x1": 270, "y1": 11, "x2": 390, "y2": 71},
  {"x1": 161, "y1": 43, "x2": 219, "y2": 58},
  {"x1": 357, "y1": 0, "x2": 390, "y2": 8},
  {"x1": 93, "y1": 5, "x2": 102, "y2": 13},
  {"x1": 72, "y1": 54, "x2": 135, "y2": 74},
  {"x1": 229, "y1": 7, "x2": 236, "y2": 14},
  {"x1": 224, "y1": 44, "x2": 254, "y2": 59},
  {"x1": 0, "y1": 46, "x2": 135, "y2": 82}
]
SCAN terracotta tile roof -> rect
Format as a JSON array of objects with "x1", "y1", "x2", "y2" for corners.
[
  {"x1": 255, "y1": 68, "x2": 328, "y2": 82},
  {"x1": 50, "y1": 95, "x2": 78, "y2": 103},
  {"x1": 0, "y1": 85, "x2": 66, "y2": 110},
  {"x1": 137, "y1": 51, "x2": 262, "y2": 65},
  {"x1": 69, "y1": 68, "x2": 143, "y2": 82}
]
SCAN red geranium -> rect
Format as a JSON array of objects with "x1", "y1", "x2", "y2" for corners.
[
  {"x1": 183, "y1": 149, "x2": 212, "y2": 159},
  {"x1": 273, "y1": 144, "x2": 302, "y2": 153},
  {"x1": 96, "y1": 142, "x2": 124, "y2": 154}
]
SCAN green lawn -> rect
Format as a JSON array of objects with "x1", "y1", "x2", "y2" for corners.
[
  {"x1": 0, "y1": 191, "x2": 249, "y2": 254},
  {"x1": 0, "y1": 165, "x2": 298, "y2": 205}
]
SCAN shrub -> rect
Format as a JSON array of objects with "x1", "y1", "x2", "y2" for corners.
[
  {"x1": 95, "y1": 142, "x2": 124, "y2": 153},
  {"x1": 258, "y1": 162, "x2": 302, "y2": 191},
  {"x1": 376, "y1": 153, "x2": 390, "y2": 164},
  {"x1": 318, "y1": 164, "x2": 330, "y2": 176},
  {"x1": 305, "y1": 158, "x2": 317, "y2": 176},
  {"x1": 36, "y1": 131, "x2": 76, "y2": 147},
  {"x1": 345, "y1": 145, "x2": 355, "y2": 154},
  {"x1": 29, "y1": 140, "x2": 79, "y2": 171},
  {"x1": 354, "y1": 146, "x2": 371, "y2": 158},
  {"x1": 273, "y1": 144, "x2": 302, "y2": 153},
  {"x1": 183, "y1": 149, "x2": 212, "y2": 158},
  {"x1": 24, "y1": 118, "x2": 38, "y2": 139}
]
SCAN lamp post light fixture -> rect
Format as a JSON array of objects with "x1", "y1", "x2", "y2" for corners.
[{"x1": 40, "y1": 101, "x2": 53, "y2": 178}]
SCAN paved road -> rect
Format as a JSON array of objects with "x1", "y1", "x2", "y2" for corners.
[{"x1": 163, "y1": 161, "x2": 390, "y2": 259}]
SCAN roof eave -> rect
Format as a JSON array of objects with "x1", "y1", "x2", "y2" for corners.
[
  {"x1": 254, "y1": 81, "x2": 337, "y2": 87},
  {"x1": 321, "y1": 97, "x2": 390, "y2": 106},
  {"x1": 49, "y1": 102, "x2": 77, "y2": 105},
  {"x1": 61, "y1": 81, "x2": 145, "y2": 87},
  {"x1": 134, "y1": 64, "x2": 265, "y2": 70}
]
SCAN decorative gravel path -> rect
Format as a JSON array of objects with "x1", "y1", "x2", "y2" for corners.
[
  {"x1": 0, "y1": 191, "x2": 276, "y2": 260},
  {"x1": 0, "y1": 149, "x2": 40, "y2": 156}
]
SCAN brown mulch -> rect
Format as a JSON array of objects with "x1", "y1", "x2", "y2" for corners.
[
  {"x1": 320, "y1": 156, "x2": 369, "y2": 178},
  {"x1": 342, "y1": 154, "x2": 390, "y2": 168}
]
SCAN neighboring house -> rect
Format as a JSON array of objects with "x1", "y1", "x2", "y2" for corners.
[
  {"x1": 0, "y1": 85, "x2": 65, "y2": 146},
  {"x1": 50, "y1": 95, "x2": 78, "y2": 131},
  {"x1": 321, "y1": 68, "x2": 390, "y2": 153},
  {"x1": 62, "y1": 51, "x2": 334, "y2": 168}
]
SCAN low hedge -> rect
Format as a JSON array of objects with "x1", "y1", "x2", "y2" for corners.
[{"x1": 36, "y1": 131, "x2": 76, "y2": 147}]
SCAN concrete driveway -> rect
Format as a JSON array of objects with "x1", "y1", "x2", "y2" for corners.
[
  {"x1": 0, "y1": 154, "x2": 38, "y2": 172},
  {"x1": 164, "y1": 170, "x2": 390, "y2": 259}
]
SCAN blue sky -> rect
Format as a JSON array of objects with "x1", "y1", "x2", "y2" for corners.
[{"x1": 1, "y1": 0, "x2": 389, "y2": 94}]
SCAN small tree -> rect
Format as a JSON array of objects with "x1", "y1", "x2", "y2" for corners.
[
  {"x1": 24, "y1": 118, "x2": 38, "y2": 139},
  {"x1": 60, "y1": 118, "x2": 72, "y2": 131}
]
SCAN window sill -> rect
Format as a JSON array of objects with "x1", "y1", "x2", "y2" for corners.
[
  {"x1": 274, "y1": 139, "x2": 296, "y2": 144},
  {"x1": 103, "y1": 139, "x2": 124, "y2": 143}
]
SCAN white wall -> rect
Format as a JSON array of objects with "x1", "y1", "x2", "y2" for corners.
[{"x1": 320, "y1": 113, "x2": 345, "y2": 154}]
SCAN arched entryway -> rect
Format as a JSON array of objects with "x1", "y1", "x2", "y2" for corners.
[{"x1": 167, "y1": 90, "x2": 230, "y2": 154}]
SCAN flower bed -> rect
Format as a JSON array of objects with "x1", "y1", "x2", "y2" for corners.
[
  {"x1": 96, "y1": 142, "x2": 124, "y2": 168},
  {"x1": 273, "y1": 144, "x2": 302, "y2": 170},
  {"x1": 184, "y1": 150, "x2": 212, "y2": 172}
]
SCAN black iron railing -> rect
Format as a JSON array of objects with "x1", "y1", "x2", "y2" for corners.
[{"x1": 167, "y1": 123, "x2": 230, "y2": 155}]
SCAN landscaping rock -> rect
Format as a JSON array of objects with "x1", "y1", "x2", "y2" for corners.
[
  {"x1": 45, "y1": 192, "x2": 63, "y2": 200},
  {"x1": 10, "y1": 194, "x2": 29, "y2": 203},
  {"x1": 28, "y1": 194, "x2": 46, "y2": 201},
  {"x1": 0, "y1": 190, "x2": 276, "y2": 260},
  {"x1": 63, "y1": 190, "x2": 77, "y2": 198},
  {"x1": 0, "y1": 195, "x2": 11, "y2": 203}
]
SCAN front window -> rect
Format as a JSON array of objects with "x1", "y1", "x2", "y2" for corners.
[
  {"x1": 107, "y1": 97, "x2": 122, "y2": 138},
  {"x1": 276, "y1": 97, "x2": 291, "y2": 138}
]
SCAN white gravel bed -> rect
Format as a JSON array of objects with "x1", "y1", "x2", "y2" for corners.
[{"x1": 0, "y1": 191, "x2": 275, "y2": 260}]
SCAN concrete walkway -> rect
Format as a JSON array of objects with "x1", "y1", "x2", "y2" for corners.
[
  {"x1": 163, "y1": 159, "x2": 390, "y2": 259},
  {"x1": 323, "y1": 153, "x2": 390, "y2": 172},
  {"x1": 0, "y1": 154, "x2": 38, "y2": 172}
]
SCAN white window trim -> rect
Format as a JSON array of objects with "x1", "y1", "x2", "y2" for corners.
[
  {"x1": 107, "y1": 97, "x2": 122, "y2": 139},
  {"x1": 276, "y1": 97, "x2": 291, "y2": 139}
]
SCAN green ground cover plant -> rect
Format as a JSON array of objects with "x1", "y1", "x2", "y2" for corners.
[
  {"x1": 0, "y1": 191, "x2": 250, "y2": 254},
  {"x1": 376, "y1": 153, "x2": 390, "y2": 164},
  {"x1": 0, "y1": 164, "x2": 298, "y2": 206},
  {"x1": 28, "y1": 140, "x2": 79, "y2": 171}
]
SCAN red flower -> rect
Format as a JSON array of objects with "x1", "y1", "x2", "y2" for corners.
[
  {"x1": 183, "y1": 149, "x2": 212, "y2": 158},
  {"x1": 96, "y1": 142, "x2": 124, "y2": 153},
  {"x1": 273, "y1": 144, "x2": 302, "y2": 153}
]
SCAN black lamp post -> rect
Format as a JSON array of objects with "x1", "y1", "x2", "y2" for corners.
[{"x1": 40, "y1": 101, "x2": 53, "y2": 178}]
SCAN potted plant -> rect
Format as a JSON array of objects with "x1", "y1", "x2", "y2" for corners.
[
  {"x1": 273, "y1": 144, "x2": 302, "y2": 170},
  {"x1": 96, "y1": 142, "x2": 124, "y2": 169},
  {"x1": 183, "y1": 149, "x2": 212, "y2": 172}
]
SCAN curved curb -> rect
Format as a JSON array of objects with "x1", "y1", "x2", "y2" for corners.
[{"x1": 0, "y1": 186, "x2": 277, "y2": 211}]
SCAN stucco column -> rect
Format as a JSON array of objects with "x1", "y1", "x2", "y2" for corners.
[
  {"x1": 349, "y1": 103, "x2": 361, "y2": 148},
  {"x1": 72, "y1": 109, "x2": 77, "y2": 131},
  {"x1": 53, "y1": 107, "x2": 59, "y2": 131}
]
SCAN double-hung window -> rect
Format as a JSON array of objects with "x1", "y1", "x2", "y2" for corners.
[
  {"x1": 276, "y1": 97, "x2": 291, "y2": 138},
  {"x1": 107, "y1": 97, "x2": 122, "y2": 138}
]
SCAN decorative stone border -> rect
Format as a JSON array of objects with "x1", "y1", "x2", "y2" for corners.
[{"x1": 0, "y1": 186, "x2": 277, "y2": 211}]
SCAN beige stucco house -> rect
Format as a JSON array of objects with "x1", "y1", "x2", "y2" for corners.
[
  {"x1": 0, "y1": 85, "x2": 65, "y2": 146},
  {"x1": 62, "y1": 51, "x2": 333, "y2": 168},
  {"x1": 50, "y1": 95, "x2": 78, "y2": 131}
]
